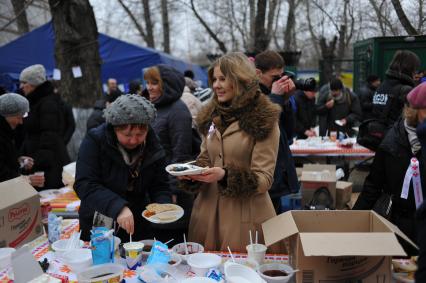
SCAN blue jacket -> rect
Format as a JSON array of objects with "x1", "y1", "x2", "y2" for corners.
[
  {"x1": 74, "y1": 124, "x2": 172, "y2": 240},
  {"x1": 260, "y1": 84, "x2": 300, "y2": 201}
]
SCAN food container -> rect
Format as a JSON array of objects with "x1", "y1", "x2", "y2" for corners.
[
  {"x1": 0, "y1": 248, "x2": 15, "y2": 269},
  {"x1": 76, "y1": 263, "x2": 124, "y2": 283},
  {"x1": 167, "y1": 252, "x2": 182, "y2": 267},
  {"x1": 62, "y1": 248, "x2": 92, "y2": 272},
  {"x1": 171, "y1": 242, "x2": 204, "y2": 263},
  {"x1": 224, "y1": 261, "x2": 264, "y2": 283},
  {"x1": 51, "y1": 239, "x2": 84, "y2": 256},
  {"x1": 187, "y1": 253, "x2": 222, "y2": 276},
  {"x1": 140, "y1": 239, "x2": 155, "y2": 261},
  {"x1": 258, "y1": 263, "x2": 294, "y2": 283}
]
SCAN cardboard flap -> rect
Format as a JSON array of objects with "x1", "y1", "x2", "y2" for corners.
[
  {"x1": 371, "y1": 211, "x2": 419, "y2": 250},
  {"x1": 299, "y1": 233, "x2": 406, "y2": 256},
  {"x1": 262, "y1": 211, "x2": 299, "y2": 246},
  {"x1": 0, "y1": 177, "x2": 38, "y2": 207}
]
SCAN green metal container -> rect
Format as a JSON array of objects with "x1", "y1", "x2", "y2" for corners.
[{"x1": 353, "y1": 36, "x2": 426, "y2": 93}]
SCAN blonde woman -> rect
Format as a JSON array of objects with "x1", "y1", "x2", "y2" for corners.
[{"x1": 179, "y1": 52, "x2": 281, "y2": 252}]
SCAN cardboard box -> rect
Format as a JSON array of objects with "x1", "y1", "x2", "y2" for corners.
[
  {"x1": 0, "y1": 177, "x2": 43, "y2": 248},
  {"x1": 301, "y1": 164, "x2": 336, "y2": 209},
  {"x1": 336, "y1": 181, "x2": 353, "y2": 209},
  {"x1": 262, "y1": 210, "x2": 417, "y2": 283}
]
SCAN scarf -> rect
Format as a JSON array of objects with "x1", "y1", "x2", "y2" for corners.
[
  {"x1": 211, "y1": 80, "x2": 260, "y2": 134},
  {"x1": 404, "y1": 119, "x2": 421, "y2": 155},
  {"x1": 117, "y1": 143, "x2": 145, "y2": 192}
]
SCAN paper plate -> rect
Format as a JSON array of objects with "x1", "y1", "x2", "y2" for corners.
[
  {"x1": 142, "y1": 204, "x2": 184, "y2": 224},
  {"x1": 165, "y1": 163, "x2": 207, "y2": 176}
]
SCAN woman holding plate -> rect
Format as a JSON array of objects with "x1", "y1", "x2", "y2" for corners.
[
  {"x1": 75, "y1": 94, "x2": 172, "y2": 242},
  {"x1": 178, "y1": 52, "x2": 281, "y2": 252}
]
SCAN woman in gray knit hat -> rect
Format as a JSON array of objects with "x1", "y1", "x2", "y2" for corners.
[
  {"x1": 0, "y1": 93, "x2": 44, "y2": 187},
  {"x1": 74, "y1": 94, "x2": 172, "y2": 242}
]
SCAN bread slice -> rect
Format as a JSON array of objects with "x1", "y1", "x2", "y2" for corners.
[{"x1": 146, "y1": 203, "x2": 178, "y2": 215}]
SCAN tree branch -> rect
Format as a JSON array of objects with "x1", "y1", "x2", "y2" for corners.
[
  {"x1": 391, "y1": 0, "x2": 419, "y2": 35},
  {"x1": 116, "y1": 0, "x2": 147, "y2": 41}
]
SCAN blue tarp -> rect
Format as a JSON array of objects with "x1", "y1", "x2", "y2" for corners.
[{"x1": 0, "y1": 22, "x2": 207, "y2": 91}]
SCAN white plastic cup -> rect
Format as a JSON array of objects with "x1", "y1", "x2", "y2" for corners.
[
  {"x1": 246, "y1": 244, "x2": 267, "y2": 265},
  {"x1": 330, "y1": 131, "x2": 337, "y2": 142},
  {"x1": 123, "y1": 242, "x2": 144, "y2": 270},
  {"x1": 34, "y1": 171, "x2": 45, "y2": 176}
]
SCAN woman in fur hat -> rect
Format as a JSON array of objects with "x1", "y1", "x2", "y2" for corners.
[{"x1": 179, "y1": 52, "x2": 281, "y2": 252}]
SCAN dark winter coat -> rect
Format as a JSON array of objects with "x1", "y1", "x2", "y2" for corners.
[
  {"x1": 151, "y1": 65, "x2": 193, "y2": 190},
  {"x1": 294, "y1": 90, "x2": 317, "y2": 139},
  {"x1": 259, "y1": 84, "x2": 300, "y2": 207},
  {"x1": 353, "y1": 119, "x2": 425, "y2": 254},
  {"x1": 358, "y1": 83, "x2": 377, "y2": 121},
  {"x1": 74, "y1": 124, "x2": 172, "y2": 241},
  {"x1": 316, "y1": 84, "x2": 362, "y2": 137},
  {"x1": 21, "y1": 81, "x2": 70, "y2": 189},
  {"x1": 371, "y1": 70, "x2": 414, "y2": 127},
  {"x1": 86, "y1": 99, "x2": 107, "y2": 131},
  {"x1": 416, "y1": 120, "x2": 426, "y2": 282},
  {"x1": 0, "y1": 116, "x2": 20, "y2": 182}
]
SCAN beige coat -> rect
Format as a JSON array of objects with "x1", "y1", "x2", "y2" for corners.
[{"x1": 185, "y1": 94, "x2": 281, "y2": 252}]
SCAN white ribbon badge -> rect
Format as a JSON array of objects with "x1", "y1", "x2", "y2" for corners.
[{"x1": 401, "y1": 158, "x2": 424, "y2": 208}]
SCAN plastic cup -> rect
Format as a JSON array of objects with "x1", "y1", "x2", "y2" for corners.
[
  {"x1": 330, "y1": 131, "x2": 337, "y2": 142},
  {"x1": 246, "y1": 244, "x2": 267, "y2": 265},
  {"x1": 34, "y1": 171, "x2": 44, "y2": 176},
  {"x1": 123, "y1": 242, "x2": 144, "y2": 270}
]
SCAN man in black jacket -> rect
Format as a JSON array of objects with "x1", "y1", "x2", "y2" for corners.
[
  {"x1": 254, "y1": 50, "x2": 299, "y2": 213},
  {"x1": 358, "y1": 75, "x2": 380, "y2": 121},
  {"x1": 294, "y1": 89, "x2": 317, "y2": 139}
]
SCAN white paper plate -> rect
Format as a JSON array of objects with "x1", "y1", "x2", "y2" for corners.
[
  {"x1": 141, "y1": 204, "x2": 184, "y2": 224},
  {"x1": 335, "y1": 120, "x2": 344, "y2": 126},
  {"x1": 165, "y1": 163, "x2": 207, "y2": 176}
]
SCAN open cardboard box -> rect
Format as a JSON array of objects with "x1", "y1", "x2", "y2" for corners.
[
  {"x1": 336, "y1": 181, "x2": 353, "y2": 210},
  {"x1": 301, "y1": 164, "x2": 336, "y2": 209},
  {"x1": 0, "y1": 177, "x2": 43, "y2": 248},
  {"x1": 262, "y1": 210, "x2": 417, "y2": 283}
]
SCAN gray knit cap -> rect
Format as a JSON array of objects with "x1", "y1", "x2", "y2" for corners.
[
  {"x1": 104, "y1": 94, "x2": 157, "y2": 126},
  {"x1": 19, "y1": 64, "x2": 46, "y2": 86},
  {"x1": 0, "y1": 93, "x2": 30, "y2": 117}
]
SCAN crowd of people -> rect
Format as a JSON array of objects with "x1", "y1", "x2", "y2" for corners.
[{"x1": 1, "y1": 49, "x2": 426, "y2": 279}]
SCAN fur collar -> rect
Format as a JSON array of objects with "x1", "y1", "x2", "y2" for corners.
[{"x1": 196, "y1": 93, "x2": 281, "y2": 141}]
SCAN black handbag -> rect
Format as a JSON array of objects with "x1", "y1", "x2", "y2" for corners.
[
  {"x1": 305, "y1": 187, "x2": 334, "y2": 210},
  {"x1": 356, "y1": 118, "x2": 388, "y2": 151},
  {"x1": 372, "y1": 193, "x2": 393, "y2": 219}
]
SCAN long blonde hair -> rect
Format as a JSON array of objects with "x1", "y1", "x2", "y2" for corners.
[{"x1": 207, "y1": 52, "x2": 258, "y2": 98}]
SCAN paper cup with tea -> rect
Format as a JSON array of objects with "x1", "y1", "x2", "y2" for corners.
[{"x1": 123, "y1": 242, "x2": 144, "y2": 270}]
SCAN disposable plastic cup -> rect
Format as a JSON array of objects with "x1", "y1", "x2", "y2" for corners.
[
  {"x1": 123, "y1": 242, "x2": 144, "y2": 270},
  {"x1": 246, "y1": 244, "x2": 267, "y2": 265}
]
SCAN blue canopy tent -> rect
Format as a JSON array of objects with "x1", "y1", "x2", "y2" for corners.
[{"x1": 0, "y1": 22, "x2": 208, "y2": 92}]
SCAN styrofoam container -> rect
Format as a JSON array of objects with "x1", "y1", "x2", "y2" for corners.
[
  {"x1": 61, "y1": 248, "x2": 92, "y2": 272},
  {"x1": 258, "y1": 263, "x2": 294, "y2": 283},
  {"x1": 51, "y1": 239, "x2": 84, "y2": 256},
  {"x1": 113, "y1": 236, "x2": 121, "y2": 251},
  {"x1": 187, "y1": 253, "x2": 221, "y2": 276},
  {"x1": 140, "y1": 239, "x2": 155, "y2": 260},
  {"x1": 0, "y1": 248, "x2": 15, "y2": 269},
  {"x1": 181, "y1": 277, "x2": 217, "y2": 283},
  {"x1": 224, "y1": 261, "x2": 265, "y2": 283},
  {"x1": 77, "y1": 263, "x2": 124, "y2": 283},
  {"x1": 168, "y1": 252, "x2": 182, "y2": 267},
  {"x1": 171, "y1": 242, "x2": 204, "y2": 263}
]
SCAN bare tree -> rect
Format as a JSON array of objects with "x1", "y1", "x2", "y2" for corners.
[
  {"x1": 190, "y1": 0, "x2": 227, "y2": 53},
  {"x1": 48, "y1": 0, "x2": 102, "y2": 107},
  {"x1": 10, "y1": 0, "x2": 30, "y2": 34},
  {"x1": 161, "y1": 0, "x2": 170, "y2": 53},
  {"x1": 116, "y1": 0, "x2": 155, "y2": 48},
  {"x1": 391, "y1": 0, "x2": 419, "y2": 35}
]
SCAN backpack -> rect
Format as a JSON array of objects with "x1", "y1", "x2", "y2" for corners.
[{"x1": 356, "y1": 84, "x2": 409, "y2": 151}]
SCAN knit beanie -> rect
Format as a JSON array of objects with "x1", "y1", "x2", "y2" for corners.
[
  {"x1": 104, "y1": 94, "x2": 156, "y2": 126},
  {"x1": 19, "y1": 64, "x2": 46, "y2": 86},
  {"x1": 0, "y1": 93, "x2": 29, "y2": 117},
  {"x1": 407, "y1": 82, "x2": 426, "y2": 109}
]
